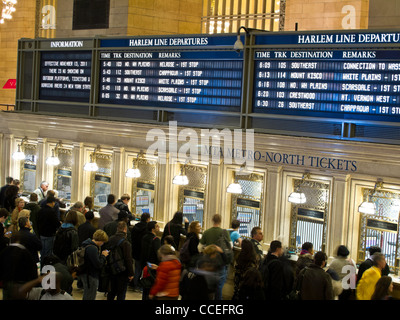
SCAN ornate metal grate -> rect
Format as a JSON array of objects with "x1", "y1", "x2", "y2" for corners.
[
  {"x1": 289, "y1": 179, "x2": 330, "y2": 253},
  {"x1": 358, "y1": 188, "x2": 400, "y2": 273}
]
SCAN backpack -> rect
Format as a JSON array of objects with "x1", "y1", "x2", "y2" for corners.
[
  {"x1": 216, "y1": 230, "x2": 233, "y2": 264},
  {"x1": 258, "y1": 257, "x2": 279, "y2": 292},
  {"x1": 53, "y1": 227, "x2": 75, "y2": 262},
  {"x1": 107, "y1": 238, "x2": 126, "y2": 275},
  {"x1": 179, "y1": 238, "x2": 191, "y2": 264},
  {"x1": 66, "y1": 246, "x2": 88, "y2": 275}
]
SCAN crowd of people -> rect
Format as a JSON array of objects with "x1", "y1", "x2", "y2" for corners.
[{"x1": 0, "y1": 176, "x2": 396, "y2": 301}]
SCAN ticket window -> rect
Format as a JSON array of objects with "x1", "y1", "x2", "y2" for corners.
[
  {"x1": 131, "y1": 158, "x2": 157, "y2": 219},
  {"x1": 358, "y1": 188, "x2": 400, "y2": 273},
  {"x1": 288, "y1": 179, "x2": 330, "y2": 253},
  {"x1": 230, "y1": 173, "x2": 264, "y2": 238},
  {"x1": 53, "y1": 147, "x2": 73, "y2": 202},
  {"x1": 20, "y1": 143, "x2": 38, "y2": 194},
  {"x1": 90, "y1": 153, "x2": 112, "y2": 209},
  {"x1": 177, "y1": 164, "x2": 207, "y2": 227}
]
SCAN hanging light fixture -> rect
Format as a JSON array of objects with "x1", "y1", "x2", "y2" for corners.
[
  {"x1": 227, "y1": 164, "x2": 246, "y2": 194},
  {"x1": 125, "y1": 152, "x2": 142, "y2": 178},
  {"x1": 288, "y1": 172, "x2": 310, "y2": 204},
  {"x1": 46, "y1": 141, "x2": 61, "y2": 166},
  {"x1": 173, "y1": 160, "x2": 189, "y2": 185},
  {"x1": 83, "y1": 146, "x2": 100, "y2": 172},
  {"x1": 12, "y1": 137, "x2": 27, "y2": 161},
  {"x1": 358, "y1": 180, "x2": 383, "y2": 215},
  {"x1": 227, "y1": 182, "x2": 242, "y2": 194}
]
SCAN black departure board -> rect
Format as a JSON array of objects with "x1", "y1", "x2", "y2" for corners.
[
  {"x1": 39, "y1": 51, "x2": 92, "y2": 102},
  {"x1": 98, "y1": 51, "x2": 242, "y2": 111},
  {"x1": 253, "y1": 49, "x2": 400, "y2": 118}
]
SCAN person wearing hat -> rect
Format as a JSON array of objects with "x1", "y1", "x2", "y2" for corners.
[
  {"x1": 103, "y1": 210, "x2": 131, "y2": 243},
  {"x1": 328, "y1": 245, "x2": 357, "y2": 300}
]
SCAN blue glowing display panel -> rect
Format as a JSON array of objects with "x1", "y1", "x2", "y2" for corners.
[
  {"x1": 98, "y1": 51, "x2": 243, "y2": 111},
  {"x1": 39, "y1": 51, "x2": 92, "y2": 102},
  {"x1": 253, "y1": 49, "x2": 400, "y2": 119}
]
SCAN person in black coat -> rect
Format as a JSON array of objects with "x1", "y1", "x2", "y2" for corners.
[
  {"x1": 357, "y1": 246, "x2": 390, "y2": 284},
  {"x1": 78, "y1": 211, "x2": 97, "y2": 246},
  {"x1": 0, "y1": 232, "x2": 38, "y2": 300},
  {"x1": 131, "y1": 212, "x2": 150, "y2": 290},
  {"x1": 114, "y1": 194, "x2": 134, "y2": 221},
  {"x1": 161, "y1": 211, "x2": 189, "y2": 250},
  {"x1": 0, "y1": 176, "x2": 13, "y2": 208},
  {"x1": 260, "y1": 240, "x2": 292, "y2": 301},
  {"x1": 37, "y1": 196, "x2": 61, "y2": 264},
  {"x1": 0, "y1": 208, "x2": 10, "y2": 253},
  {"x1": 140, "y1": 221, "x2": 161, "y2": 300},
  {"x1": 17, "y1": 216, "x2": 42, "y2": 264}
]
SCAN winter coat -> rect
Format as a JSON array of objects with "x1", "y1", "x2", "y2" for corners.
[
  {"x1": 18, "y1": 226, "x2": 42, "y2": 263},
  {"x1": 295, "y1": 252, "x2": 313, "y2": 278},
  {"x1": 78, "y1": 221, "x2": 97, "y2": 246},
  {"x1": 53, "y1": 223, "x2": 79, "y2": 263},
  {"x1": 131, "y1": 221, "x2": 148, "y2": 260},
  {"x1": 140, "y1": 231, "x2": 161, "y2": 268},
  {"x1": 299, "y1": 264, "x2": 334, "y2": 300},
  {"x1": 105, "y1": 231, "x2": 134, "y2": 277},
  {"x1": 356, "y1": 266, "x2": 381, "y2": 300},
  {"x1": 37, "y1": 205, "x2": 61, "y2": 237},
  {"x1": 150, "y1": 255, "x2": 181, "y2": 298},
  {"x1": 81, "y1": 238, "x2": 107, "y2": 278},
  {"x1": 161, "y1": 221, "x2": 189, "y2": 250}
]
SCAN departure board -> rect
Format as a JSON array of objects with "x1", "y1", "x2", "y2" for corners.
[
  {"x1": 98, "y1": 51, "x2": 242, "y2": 111},
  {"x1": 39, "y1": 51, "x2": 92, "y2": 102},
  {"x1": 253, "y1": 49, "x2": 400, "y2": 118}
]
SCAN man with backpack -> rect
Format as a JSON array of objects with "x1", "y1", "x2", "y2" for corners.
[
  {"x1": 78, "y1": 229, "x2": 109, "y2": 300},
  {"x1": 105, "y1": 221, "x2": 134, "y2": 300},
  {"x1": 197, "y1": 214, "x2": 232, "y2": 300}
]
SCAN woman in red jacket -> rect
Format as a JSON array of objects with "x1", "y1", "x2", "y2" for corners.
[{"x1": 149, "y1": 244, "x2": 182, "y2": 300}]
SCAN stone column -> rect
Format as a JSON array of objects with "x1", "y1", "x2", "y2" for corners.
[
  {"x1": 327, "y1": 174, "x2": 351, "y2": 258},
  {"x1": 263, "y1": 165, "x2": 283, "y2": 245},
  {"x1": 36, "y1": 137, "x2": 47, "y2": 189},
  {"x1": 71, "y1": 142, "x2": 83, "y2": 203},
  {"x1": 111, "y1": 147, "x2": 124, "y2": 198}
]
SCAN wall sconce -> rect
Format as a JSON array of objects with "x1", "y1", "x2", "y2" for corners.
[
  {"x1": 83, "y1": 146, "x2": 100, "y2": 172},
  {"x1": 288, "y1": 172, "x2": 310, "y2": 204},
  {"x1": 227, "y1": 164, "x2": 247, "y2": 194},
  {"x1": 125, "y1": 151, "x2": 143, "y2": 178},
  {"x1": 173, "y1": 159, "x2": 190, "y2": 186},
  {"x1": 12, "y1": 136, "x2": 28, "y2": 161},
  {"x1": 46, "y1": 141, "x2": 62, "y2": 166},
  {"x1": 358, "y1": 180, "x2": 383, "y2": 215}
]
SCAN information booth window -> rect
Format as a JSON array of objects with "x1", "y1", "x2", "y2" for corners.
[
  {"x1": 90, "y1": 152, "x2": 112, "y2": 209},
  {"x1": 358, "y1": 188, "x2": 400, "y2": 273},
  {"x1": 131, "y1": 158, "x2": 157, "y2": 219},
  {"x1": 289, "y1": 179, "x2": 330, "y2": 253},
  {"x1": 20, "y1": 143, "x2": 38, "y2": 194},
  {"x1": 230, "y1": 173, "x2": 264, "y2": 238},
  {"x1": 178, "y1": 164, "x2": 208, "y2": 227},
  {"x1": 53, "y1": 147, "x2": 73, "y2": 202}
]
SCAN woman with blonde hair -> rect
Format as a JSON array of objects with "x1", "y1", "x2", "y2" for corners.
[{"x1": 9, "y1": 197, "x2": 25, "y2": 233}]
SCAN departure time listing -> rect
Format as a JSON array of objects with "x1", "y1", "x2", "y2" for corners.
[
  {"x1": 98, "y1": 51, "x2": 243, "y2": 110},
  {"x1": 253, "y1": 50, "x2": 400, "y2": 116}
]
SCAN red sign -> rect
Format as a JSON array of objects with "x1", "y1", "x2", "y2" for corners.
[{"x1": 3, "y1": 79, "x2": 16, "y2": 89}]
